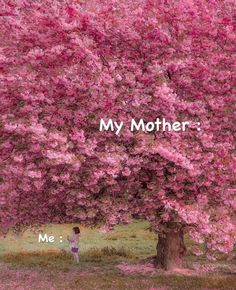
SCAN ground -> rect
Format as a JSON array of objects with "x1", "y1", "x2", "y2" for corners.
[{"x1": 0, "y1": 221, "x2": 235, "y2": 290}]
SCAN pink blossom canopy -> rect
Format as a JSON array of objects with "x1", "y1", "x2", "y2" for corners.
[{"x1": 0, "y1": 0, "x2": 235, "y2": 256}]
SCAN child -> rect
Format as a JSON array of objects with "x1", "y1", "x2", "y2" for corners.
[{"x1": 67, "y1": 226, "x2": 80, "y2": 263}]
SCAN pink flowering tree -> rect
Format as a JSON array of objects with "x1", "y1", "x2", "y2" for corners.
[{"x1": 0, "y1": 0, "x2": 235, "y2": 270}]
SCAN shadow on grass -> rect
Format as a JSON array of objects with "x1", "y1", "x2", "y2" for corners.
[
  {"x1": 0, "y1": 247, "x2": 137, "y2": 271},
  {"x1": 1, "y1": 249, "x2": 236, "y2": 289}
]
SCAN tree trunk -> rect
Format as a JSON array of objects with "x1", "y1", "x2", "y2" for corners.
[{"x1": 155, "y1": 226, "x2": 186, "y2": 270}]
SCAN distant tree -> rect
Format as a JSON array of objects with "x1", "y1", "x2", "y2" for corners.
[{"x1": 0, "y1": 0, "x2": 235, "y2": 270}]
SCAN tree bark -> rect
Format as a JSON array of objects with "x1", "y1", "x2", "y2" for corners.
[{"x1": 155, "y1": 226, "x2": 186, "y2": 270}]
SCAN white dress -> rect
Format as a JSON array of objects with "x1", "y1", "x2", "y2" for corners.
[{"x1": 68, "y1": 234, "x2": 79, "y2": 250}]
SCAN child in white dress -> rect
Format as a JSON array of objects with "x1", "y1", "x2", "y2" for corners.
[{"x1": 67, "y1": 226, "x2": 80, "y2": 263}]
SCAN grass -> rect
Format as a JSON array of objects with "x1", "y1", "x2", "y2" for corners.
[
  {"x1": 0, "y1": 220, "x2": 156, "y2": 257},
  {"x1": 0, "y1": 220, "x2": 235, "y2": 290}
]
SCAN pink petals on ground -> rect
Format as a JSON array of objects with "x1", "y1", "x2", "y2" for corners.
[{"x1": 116, "y1": 263, "x2": 155, "y2": 274}]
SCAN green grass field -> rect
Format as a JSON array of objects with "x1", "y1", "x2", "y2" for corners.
[{"x1": 0, "y1": 221, "x2": 235, "y2": 290}]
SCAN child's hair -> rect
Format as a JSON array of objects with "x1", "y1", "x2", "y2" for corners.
[{"x1": 73, "y1": 226, "x2": 80, "y2": 234}]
